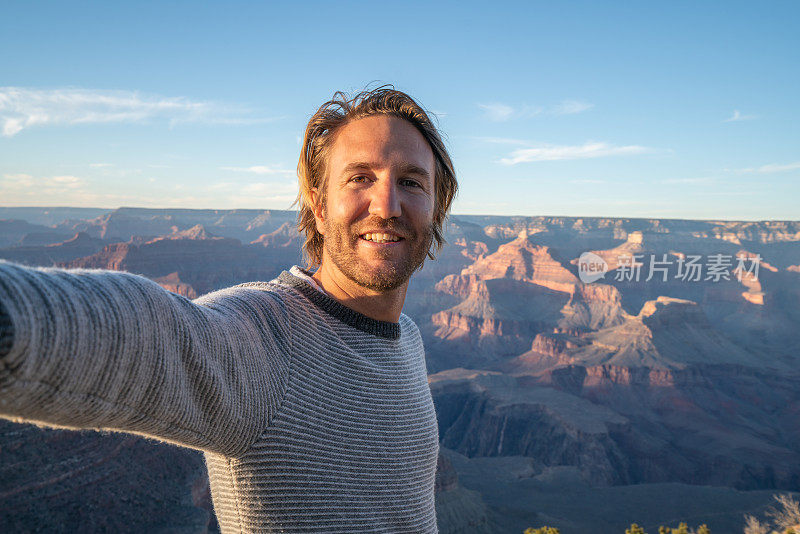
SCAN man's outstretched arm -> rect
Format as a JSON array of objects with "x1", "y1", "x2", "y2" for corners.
[{"x1": 0, "y1": 261, "x2": 292, "y2": 457}]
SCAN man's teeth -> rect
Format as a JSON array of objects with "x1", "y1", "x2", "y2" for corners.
[{"x1": 362, "y1": 233, "x2": 400, "y2": 243}]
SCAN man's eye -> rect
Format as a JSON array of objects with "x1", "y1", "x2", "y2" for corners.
[
  {"x1": 350, "y1": 175, "x2": 368, "y2": 183},
  {"x1": 401, "y1": 179, "x2": 422, "y2": 188}
]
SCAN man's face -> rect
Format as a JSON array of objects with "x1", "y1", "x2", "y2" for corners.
[{"x1": 313, "y1": 114, "x2": 436, "y2": 291}]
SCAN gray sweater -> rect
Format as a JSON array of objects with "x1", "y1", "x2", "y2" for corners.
[{"x1": 0, "y1": 261, "x2": 439, "y2": 533}]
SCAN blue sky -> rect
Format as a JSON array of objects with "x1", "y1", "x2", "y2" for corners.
[{"x1": 1, "y1": 1, "x2": 798, "y2": 220}]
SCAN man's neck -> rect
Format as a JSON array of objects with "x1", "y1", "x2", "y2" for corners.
[{"x1": 311, "y1": 263, "x2": 408, "y2": 323}]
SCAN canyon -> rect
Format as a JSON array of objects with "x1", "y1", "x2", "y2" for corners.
[{"x1": 0, "y1": 207, "x2": 798, "y2": 533}]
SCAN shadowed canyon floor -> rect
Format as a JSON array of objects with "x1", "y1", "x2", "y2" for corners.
[{"x1": 1, "y1": 207, "x2": 799, "y2": 533}]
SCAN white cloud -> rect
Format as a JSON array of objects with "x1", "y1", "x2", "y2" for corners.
[
  {"x1": 0, "y1": 87, "x2": 276, "y2": 136},
  {"x1": 732, "y1": 161, "x2": 800, "y2": 174},
  {"x1": 3, "y1": 118, "x2": 24, "y2": 136},
  {"x1": 2, "y1": 173, "x2": 87, "y2": 195},
  {"x1": 51, "y1": 175, "x2": 83, "y2": 188},
  {"x1": 756, "y1": 161, "x2": 800, "y2": 173},
  {"x1": 662, "y1": 176, "x2": 716, "y2": 184},
  {"x1": 197, "y1": 181, "x2": 298, "y2": 207},
  {"x1": 2, "y1": 173, "x2": 35, "y2": 187},
  {"x1": 473, "y1": 136, "x2": 529, "y2": 145},
  {"x1": 202, "y1": 179, "x2": 298, "y2": 205},
  {"x1": 499, "y1": 141, "x2": 652, "y2": 165},
  {"x1": 220, "y1": 165, "x2": 294, "y2": 175},
  {"x1": 0, "y1": 172, "x2": 300, "y2": 209},
  {"x1": 552, "y1": 99, "x2": 594, "y2": 115},
  {"x1": 478, "y1": 99, "x2": 592, "y2": 121},
  {"x1": 724, "y1": 109, "x2": 757, "y2": 122},
  {"x1": 240, "y1": 182, "x2": 298, "y2": 196},
  {"x1": 478, "y1": 102, "x2": 516, "y2": 122}
]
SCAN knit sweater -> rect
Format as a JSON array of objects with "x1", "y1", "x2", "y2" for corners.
[{"x1": 0, "y1": 261, "x2": 439, "y2": 533}]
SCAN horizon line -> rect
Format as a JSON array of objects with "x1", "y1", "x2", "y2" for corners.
[{"x1": 0, "y1": 205, "x2": 798, "y2": 224}]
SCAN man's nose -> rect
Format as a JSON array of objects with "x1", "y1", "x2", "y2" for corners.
[{"x1": 368, "y1": 179, "x2": 402, "y2": 220}]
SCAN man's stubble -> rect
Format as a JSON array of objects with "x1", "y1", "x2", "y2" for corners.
[{"x1": 323, "y1": 216, "x2": 433, "y2": 292}]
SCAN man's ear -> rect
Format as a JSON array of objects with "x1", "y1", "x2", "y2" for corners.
[{"x1": 310, "y1": 187, "x2": 325, "y2": 235}]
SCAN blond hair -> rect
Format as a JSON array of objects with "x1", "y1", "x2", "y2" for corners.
[{"x1": 296, "y1": 86, "x2": 457, "y2": 267}]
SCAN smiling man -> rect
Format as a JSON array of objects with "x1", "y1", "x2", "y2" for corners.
[
  {"x1": 299, "y1": 90, "x2": 456, "y2": 324},
  {"x1": 0, "y1": 87, "x2": 458, "y2": 533},
  {"x1": 310, "y1": 113, "x2": 437, "y2": 320}
]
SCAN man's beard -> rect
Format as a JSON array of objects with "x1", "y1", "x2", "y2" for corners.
[{"x1": 323, "y1": 217, "x2": 433, "y2": 292}]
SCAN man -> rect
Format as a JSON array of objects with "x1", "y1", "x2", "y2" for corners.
[{"x1": 0, "y1": 86, "x2": 458, "y2": 533}]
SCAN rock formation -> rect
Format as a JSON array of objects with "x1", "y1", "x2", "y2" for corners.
[{"x1": 1, "y1": 209, "x2": 799, "y2": 532}]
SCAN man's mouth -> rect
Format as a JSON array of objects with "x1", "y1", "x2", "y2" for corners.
[{"x1": 360, "y1": 232, "x2": 402, "y2": 243}]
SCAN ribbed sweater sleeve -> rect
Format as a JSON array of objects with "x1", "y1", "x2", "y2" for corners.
[{"x1": 0, "y1": 261, "x2": 292, "y2": 457}]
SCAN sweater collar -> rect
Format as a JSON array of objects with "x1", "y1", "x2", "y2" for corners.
[{"x1": 278, "y1": 267, "x2": 401, "y2": 340}]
